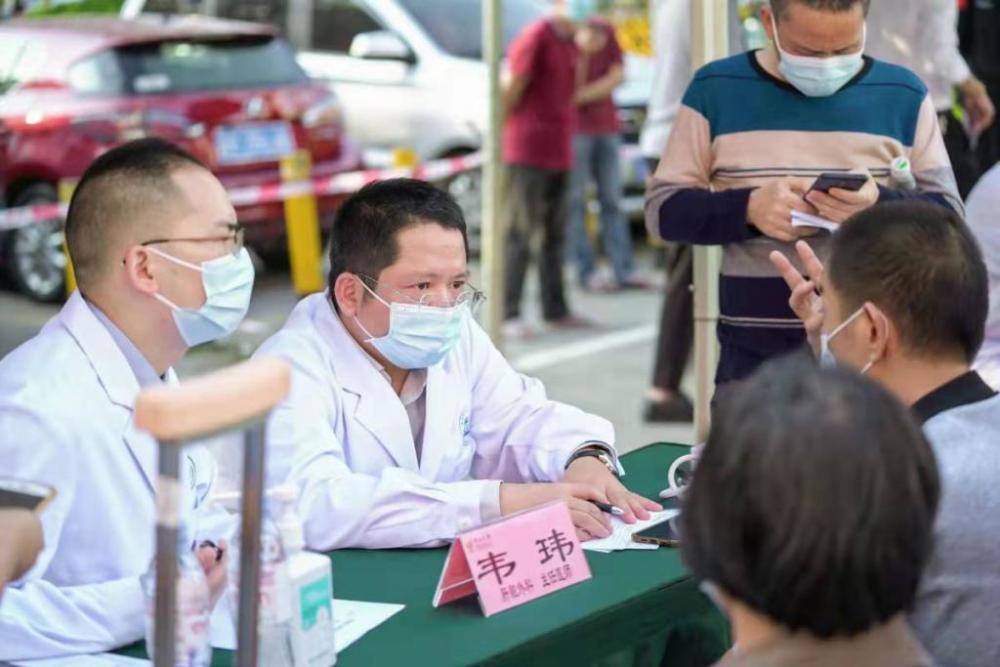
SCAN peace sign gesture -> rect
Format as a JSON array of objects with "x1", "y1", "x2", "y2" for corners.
[{"x1": 769, "y1": 241, "x2": 827, "y2": 355}]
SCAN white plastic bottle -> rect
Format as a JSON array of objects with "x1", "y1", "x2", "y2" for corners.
[
  {"x1": 142, "y1": 520, "x2": 213, "y2": 666},
  {"x1": 256, "y1": 503, "x2": 296, "y2": 666},
  {"x1": 272, "y1": 485, "x2": 337, "y2": 667}
]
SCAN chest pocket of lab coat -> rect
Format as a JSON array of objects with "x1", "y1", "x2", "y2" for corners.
[{"x1": 439, "y1": 411, "x2": 476, "y2": 482}]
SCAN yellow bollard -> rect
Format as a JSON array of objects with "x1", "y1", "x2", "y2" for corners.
[
  {"x1": 281, "y1": 150, "x2": 324, "y2": 295},
  {"x1": 59, "y1": 179, "x2": 77, "y2": 296},
  {"x1": 392, "y1": 147, "x2": 418, "y2": 169}
]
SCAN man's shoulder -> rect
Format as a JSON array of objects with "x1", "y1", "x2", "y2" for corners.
[
  {"x1": 691, "y1": 52, "x2": 756, "y2": 84},
  {"x1": 859, "y1": 58, "x2": 928, "y2": 98},
  {"x1": 924, "y1": 393, "x2": 1000, "y2": 456}
]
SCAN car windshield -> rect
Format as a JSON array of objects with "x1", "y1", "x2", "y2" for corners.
[
  {"x1": 70, "y1": 35, "x2": 307, "y2": 95},
  {"x1": 397, "y1": 0, "x2": 547, "y2": 59}
]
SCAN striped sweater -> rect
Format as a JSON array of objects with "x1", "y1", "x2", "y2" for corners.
[{"x1": 646, "y1": 51, "x2": 962, "y2": 384}]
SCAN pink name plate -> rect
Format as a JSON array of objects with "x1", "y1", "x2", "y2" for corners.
[{"x1": 432, "y1": 501, "x2": 591, "y2": 617}]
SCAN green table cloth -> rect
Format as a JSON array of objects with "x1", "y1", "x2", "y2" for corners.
[{"x1": 120, "y1": 443, "x2": 729, "y2": 666}]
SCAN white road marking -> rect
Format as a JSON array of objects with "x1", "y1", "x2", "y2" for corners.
[{"x1": 511, "y1": 324, "x2": 657, "y2": 373}]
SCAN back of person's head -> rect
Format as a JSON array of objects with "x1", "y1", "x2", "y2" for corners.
[
  {"x1": 769, "y1": 0, "x2": 870, "y2": 20},
  {"x1": 682, "y1": 354, "x2": 940, "y2": 638},
  {"x1": 65, "y1": 138, "x2": 207, "y2": 294},
  {"x1": 828, "y1": 201, "x2": 988, "y2": 364},
  {"x1": 327, "y1": 178, "x2": 468, "y2": 309}
]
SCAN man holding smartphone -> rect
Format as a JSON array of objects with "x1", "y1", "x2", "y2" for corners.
[{"x1": 645, "y1": 0, "x2": 961, "y2": 390}]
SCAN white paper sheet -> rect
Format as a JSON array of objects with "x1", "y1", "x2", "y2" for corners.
[
  {"x1": 14, "y1": 655, "x2": 150, "y2": 666},
  {"x1": 208, "y1": 596, "x2": 403, "y2": 653},
  {"x1": 582, "y1": 510, "x2": 680, "y2": 553},
  {"x1": 333, "y1": 599, "x2": 405, "y2": 652},
  {"x1": 791, "y1": 210, "x2": 840, "y2": 233}
]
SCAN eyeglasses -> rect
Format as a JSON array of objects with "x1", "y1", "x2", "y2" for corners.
[
  {"x1": 359, "y1": 273, "x2": 486, "y2": 314},
  {"x1": 141, "y1": 222, "x2": 245, "y2": 257}
]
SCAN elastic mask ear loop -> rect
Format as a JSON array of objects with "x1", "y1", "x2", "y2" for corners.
[
  {"x1": 145, "y1": 245, "x2": 204, "y2": 272},
  {"x1": 354, "y1": 277, "x2": 391, "y2": 343}
]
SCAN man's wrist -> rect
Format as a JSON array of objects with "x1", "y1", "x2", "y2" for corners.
[{"x1": 565, "y1": 443, "x2": 621, "y2": 477}]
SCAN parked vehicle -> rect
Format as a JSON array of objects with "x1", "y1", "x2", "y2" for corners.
[
  {"x1": 0, "y1": 13, "x2": 361, "y2": 301},
  {"x1": 217, "y1": 0, "x2": 652, "y2": 251}
]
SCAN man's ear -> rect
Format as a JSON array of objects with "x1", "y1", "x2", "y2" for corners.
[
  {"x1": 760, "y1": 4, "x2": 776, "y2": 42},
  {"x1": 864, "y1": 302, "x2": 893, "y2": 361},
  {"x1": 333, "y1": 273, "x2": 362, "y2": 318},
  {"x1": 123, "y1": 246, "x2": 158, "y2": 296}
]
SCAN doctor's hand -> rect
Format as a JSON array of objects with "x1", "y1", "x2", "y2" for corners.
[
  {"x1": 769, "y1": 241, "x2": 826, "y2": 355},
  {"x1": 196, "y1": 539, "x2": 229, "y2": 608},
  {"x1": 564, "y1": 458, "x2": 662, "y2": 526},
  {"x1": 500, "y1": 483, "x2": 613, "y2": 541}
]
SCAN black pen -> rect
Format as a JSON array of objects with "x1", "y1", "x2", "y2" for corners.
[{"x1": 590, "y1": 500, "x2": 625, "y2": 516}]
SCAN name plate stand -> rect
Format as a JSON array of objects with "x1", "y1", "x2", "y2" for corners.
[{"x1": 433, "y1": 502, "x2": 591, "y2": 617}]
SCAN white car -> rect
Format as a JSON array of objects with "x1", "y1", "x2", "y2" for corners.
[{"x1": 293, "y1": 0, "x2": 652, "y2": 250}]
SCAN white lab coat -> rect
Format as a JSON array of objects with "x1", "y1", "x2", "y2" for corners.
[
  {"x1": 0, "y1": 292, "x2": 223, "y2": 660},
  {"x1": 254, "y1": 293, "x2": 616, "y2": 551}
]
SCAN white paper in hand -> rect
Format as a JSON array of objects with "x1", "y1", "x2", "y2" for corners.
[{"x1": 791, "y1": 210, "x2": 839, "y2": 233}]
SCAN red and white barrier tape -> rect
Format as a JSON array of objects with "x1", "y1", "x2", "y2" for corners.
[{"x1": 0, "y1": 152, "x2": 483, "y2": 232}]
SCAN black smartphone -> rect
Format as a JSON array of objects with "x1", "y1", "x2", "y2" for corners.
[
  {"x1": 805, "y1": 172, "x2": 868, "y2": 197},
  {"x1": 0, "y1": 478, "x2": 56, "y2": 512},
  {"x1": 633, "y1": 516, "x2": 682, "y2": 547}
]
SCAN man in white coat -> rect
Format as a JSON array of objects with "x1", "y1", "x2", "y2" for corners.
[
  {"x1": 256, "y1": 178, "x2": 660, "y2": 551},
  {"x1": 0, "y1": 139, "x2": 253, "y2": 658}
]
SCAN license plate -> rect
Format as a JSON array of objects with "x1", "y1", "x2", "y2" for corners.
[{"x1": 214, "y1": 122, "x2": 295, "y2": 165}]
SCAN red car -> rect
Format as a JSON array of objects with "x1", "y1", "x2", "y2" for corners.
[{"x1": 0, "y1": 14, "x2": 362, "y2": 301}]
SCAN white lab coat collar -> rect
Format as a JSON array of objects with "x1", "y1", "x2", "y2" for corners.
[
  {"x1": 57, "y1": 291, "x2": 178, "y2": 491},
  {"x1": 307, "y1": 293, "x2": 420, "y2": 471},
  {"x1": 304, "y1": 293, "x2": 453, "y2": 478}
]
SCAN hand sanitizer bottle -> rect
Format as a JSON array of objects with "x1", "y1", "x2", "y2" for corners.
[
  {"x1": 143, "y1": 519, "x2": 213, "y2": 666},
  {"x1": 272, "y1": 484, "x2": 337, "y2": 667}
]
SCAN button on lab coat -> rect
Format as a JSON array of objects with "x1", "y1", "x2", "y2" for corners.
[
  {"x1": 254, "y1": 293, "x2": 616, "y2": 551},
  {"x1": 0, "y1": 293, "x2": 223, "y2": 660}
]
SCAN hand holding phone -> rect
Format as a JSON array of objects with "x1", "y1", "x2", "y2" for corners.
[
  {"x1": 803, "y1": 171, "x2": 878, "y2": 224},
  {"x1": 803, "y1": 172, "x2": 869, "y2": 198}
]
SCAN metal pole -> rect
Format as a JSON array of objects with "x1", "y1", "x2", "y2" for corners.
[
  {"x1": 690, "y1": 0, "x2": 729, "y2": 441},
  {"x1": 153, "y1": 446, "x2": 181, "y2": 667},
  {"x1": 481, "y1": 0, "x2": 505, "y2": 348},
  {"x1": 234, "y1": 421, "x2": 267, "y2": 667}
]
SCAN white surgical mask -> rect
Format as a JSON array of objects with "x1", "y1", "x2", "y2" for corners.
[
  {"x1": 354, "y1": 280, "x2": 467, "y2": 370},
  {"x1": 148, "y1": 247, "x2": 255, "y2": 347},
  {"x1": 819, "y1": 306, "x2": 876, "y2": 374},
  {"x1": 771, "y1": 14, "x2": 866, "y2": 97}
]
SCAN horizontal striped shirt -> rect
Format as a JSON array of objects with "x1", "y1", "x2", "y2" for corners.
[{"x1": 646, "y1": 50, "x2": 961, "y2": 383}]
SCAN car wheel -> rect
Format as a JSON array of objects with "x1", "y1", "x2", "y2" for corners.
[
  {"x1": 444, "y1": 166, "x2": 482, "y2": 256},
  {"x1": 6, "y1": 183, "x2": 66, "y2": 303}
]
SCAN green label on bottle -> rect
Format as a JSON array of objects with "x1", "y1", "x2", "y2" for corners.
[{"x1": 300, "y1": 576, "x2": 333, "y2": 631}]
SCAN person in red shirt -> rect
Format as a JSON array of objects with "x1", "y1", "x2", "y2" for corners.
[
  {"x1": 568, "y1": 18, "x2": 646, "y2": 293},
  {"x1": 501, "y1": 0, "x2": 597, "y2": 337}
]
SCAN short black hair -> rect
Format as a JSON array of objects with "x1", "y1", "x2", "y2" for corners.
[
  {"x1": 828, "y1": 201, "x2": 988, "y2": 364},
  {"x1": 682, "y1": 354, "x2": 940, "y2": 638},
  {"x1": 327, "y1": 178, "x2": 468, "y2": 308},
  {"x1": 770, "y1": 0, "x2": 870, "y2": 19},
  {"x1": 65, "y1": 138, "x2": 206, "y2": 291}
]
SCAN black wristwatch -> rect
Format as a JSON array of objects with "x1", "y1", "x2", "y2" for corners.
[{"x1": 565, "y1": 445, "x2": 619, "y2": 477}]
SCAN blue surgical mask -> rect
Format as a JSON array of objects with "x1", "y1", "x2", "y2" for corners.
[
  {"x1": 772, "y1": 15, "x2": 865, "y2": 97},
  {"x1": 819, "y1": 306, "x2": 874, "y2": 373},
  {"x1": 354, "y1": 280, "x2": 467, "y2": 370},
  {"x1": 149, "y1": 247, "x2": 255, "y2": 347},
  {"x1": 566, "y1": 0, "x2": 598, "y2": 22}
]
